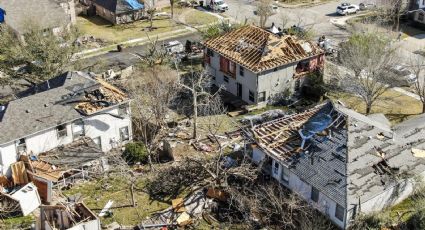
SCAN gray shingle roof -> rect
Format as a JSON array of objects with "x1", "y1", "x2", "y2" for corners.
[
  {"x1": 0, "y1": 72, "x2": 97, "y2": 145},
  {"x1": 93, "y1": 0, "x2": 144, "y2": 14},
  {"x1": 253, "y1": 101, "x2": 425, "y2": 210},
  {"x1": 0, "y1": 0, "x2": 69, "y2": 34}
]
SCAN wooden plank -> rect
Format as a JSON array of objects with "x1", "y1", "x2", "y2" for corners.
[{"x1": 11, "y1": 161, "x2": 28, "y2": 185}]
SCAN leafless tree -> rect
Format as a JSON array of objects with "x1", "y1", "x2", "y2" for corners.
[
  {"x1": 176, "y1": 70, "x2": 223, "y2": 139},
  {"x1": 376, "y1": 0, "x2": 408, "y2": 31},
  {"x1": 170, "y1": 0, "x2": 175, "y2": 19},
  {"x1": 126, "y1": 65, "x2": 179, "y2": 167},
  {"x1": 337, "y1": 32, "x2": 398, "y2": 114},
  {"x1": 407, "y1": 54, "x2": 425, "y2": 113},
  {"x1": 145, "y1": 0, "x2": 157, "y2": 30},
  {"x1": 255, "y1": 0, "x2": 274, "y2": 28}
]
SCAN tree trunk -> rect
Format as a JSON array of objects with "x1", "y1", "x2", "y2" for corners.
[
  {"x1": 422, "y1": 102, "x2": 425, "y2": 114},
  {"x1": 366, "y1": 104, "x2": 372, "y2": 115},
  {"x1": 170, "y1": 1, "x2": 174, "y2": 19},
  {"x1": 193, "y1": 93, "x2": 198, "y2": 139}
]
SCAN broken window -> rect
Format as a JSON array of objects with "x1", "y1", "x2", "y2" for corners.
[
  {"x1": 16, "y1": 138, "x2": 27, "y2": 154},
  {"x1": 273, "y1": 162, "x2": 279, "y2": 174},
  {"x1": 120, "y1": 126, "x2": 130, "y2": 142},
  {"x1": 249, "y1": 90, "x2": 255, "y2": 102},
  {"x1": 258, "y1": 92, "x2": 266, "y2": 102},
  {"x1": 224, "y1": 75, "x2": 229, "y2": 83},
  {"x1": 239, "y1": 66, "x2": 244, "y2": 77},
  {"x1": 335, "y1": 204, "x2": 344, "y2": 221},
  {"x1": 281, "y1": 166, "x2": 289, "y2": 183},
  {"x1": 72, "y1": 119, "x2": 85, "y2": 139},
  {"x1": 311, "y1": 186, "x2": 319, "y2": 202},
  {"x1": 57, "y1": 124, "x2": 67, "y2": 138},
  {"x1": 118, "y1": 104, "x2": 129, "y2": 116}
]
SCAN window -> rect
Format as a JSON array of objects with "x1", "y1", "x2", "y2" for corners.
[
  {"x1": 224, "y1": 75, "x2": 229, "y2": 83},
  {"x1": 273, "y1": 162, "x2": 279, "y2": 174},
  {"x1": 206, "y1": 48, "x2": 214, "y2": 57},
  {"x1": 72, "y1": 119, "x2": 85, "y2": 139},
  {"x1": 118, "y1": 104, "x2": 129, "y2": 116},
  {"x1": 335, "y1": 204, "x2": 344, "y2": 221},
  {"x1": 258, "y1": 92, "x2": 266, "y2": 102},
  {"x1": 93, "y1": 136, "x2": 102, "y2": 149},
  {"x1": 16, "y1": 138, "x2": 27, "y2": 154},
  {"x1": 311, "y1": 186, "x2": 319, "y2": 202},
  {"x1": 120, "y1": 126, "x2": 130, "y2": 141},
  {"x1": 239, "y1": 66, "x2": 244, "y2": 76},
  {"x1": 249, "y1": 90, "x2": 255, "y2": 102},
  {"x1": 57, "y1": 124, "x2": 67, "y2": 138},
  {"x1": 220, "y1": 56, "x2": 229, "y2": 73},
  {"x1": 281, "y1": 166, "x2": 289, "y2": 183}
]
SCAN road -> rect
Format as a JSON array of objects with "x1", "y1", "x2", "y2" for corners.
[
  {"x1": 224, "y1": 0, "x2": 363, "y2": 41},
  {"x1": 80, "y1": 33, "x2": 201, "y2": 71}
]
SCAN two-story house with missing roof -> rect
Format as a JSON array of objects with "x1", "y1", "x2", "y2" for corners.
[
  {"x1": 203, "y1": 25, "x2": 325, "y2": 105},
  {"x1": 0, "y1": 72, "x2": 132, "y2": 176},
  {"x1": 248, "y1": 101, "x2": 425, "y2": 229}
]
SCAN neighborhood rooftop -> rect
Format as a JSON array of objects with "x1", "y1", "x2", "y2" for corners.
[
  {"x1": 0, "y1": 0, "x2": 69, "y2": 34},
  {"x1": 93, "y1": 0, "x2": 144, "y2": 14},
  {"x1": 251, "y1": 101, "x2": 425, "y2": 208},
  {"x1": 204, "y1": 25, "x2": 324, "y2": 73},
  {"x1": 0, "y1": 71, "x2": 128, "y2": 145}
]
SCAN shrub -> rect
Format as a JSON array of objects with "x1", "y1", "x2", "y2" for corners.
[{"x1": 122, "y1": 142, "x2": 149, "y2": 164}]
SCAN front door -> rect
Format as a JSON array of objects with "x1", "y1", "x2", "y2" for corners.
[{"x1": 237, "y1": 83, "x2": 242, "y2": 98}]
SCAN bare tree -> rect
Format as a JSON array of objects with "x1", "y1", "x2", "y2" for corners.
[
  {"x1": 377, "y1": 0, "x2": 408, "y2": 31},
  {"x1": 255, "y1": 0, "x2": 274, "y2": 28},
  {"x1": 407, "y1": 54, "x2": 425, "y2": 113},
  {"x1": 170, "y1": 0, "x2": 175, "y2": 19},
  {"x1": 145, "y1": 0, "x2": 157, "y2": 30},
  {"x1": 176, "y1": 71, "x2": 222, "y2": 139},
  {"x1": 126, "y1": 65, "x2": 179, "y2": 167},
  {"x1": 337, "y1": 32, "x2": 398, "y2": 114}
]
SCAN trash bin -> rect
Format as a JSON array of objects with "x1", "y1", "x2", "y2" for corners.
[{"x1": 199, "y1": 1, "x2": 204, "y2": 7}]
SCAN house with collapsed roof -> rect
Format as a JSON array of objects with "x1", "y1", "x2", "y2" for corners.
[
  {"x1": 203, "y1": 25, "x2": 325, "y2": 105},
  {"x1": 0, "y1": 71, "x2": 132, "y2": 177},
  {"x1": 0, "y1": 0, "x2": 76, "y2": 37},
  {"x1": 93, "y1": 0, "x2": 145, "y2": 24},
  {"x1": 248, "y1": 101, "x2": 425, "y2": 229}
]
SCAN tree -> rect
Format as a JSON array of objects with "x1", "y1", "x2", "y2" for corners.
[
  {"x1": 170, "y1": 0, "x2": 175, "y2": 19},
  {"x1": 0, "y1": 24, "x2": 80, "y2": 88},
  {"x1": 407, "y1": 54, "x2": 425, "y2": 113},
  {"x1": 337, "y1": 32, "x2": 397, "y2": 114},
  {"x1": 145, "y1": 0, "x2": 157, "y2": 30},
  {"x1": 126, "y1": 65, "x2": 179, "y2": 167},
  {"x1": 255, "y1": 0, "x2": 274, "y2": 28},
  {"x1": 377, "y1": 0, "x2": 408, "y2": 31}
]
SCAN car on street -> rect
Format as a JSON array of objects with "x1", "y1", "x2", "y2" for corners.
[
  {"x1": 359, "y1": 2, "x2": 376, "y2": 10},
  {"x1": 336, "y1": 3, "x2": 359, "y2": 15}
]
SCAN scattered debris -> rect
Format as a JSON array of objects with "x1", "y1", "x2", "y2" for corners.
[
  {"x1": 412, "y1": 148, "x2": 425, "y2": 158},
  {"x1": 99, "y1": 200, "x2": 114, "y2": 217},
  {"x1": 2, "y1": 183, "x2": 41, "y2": 216}
]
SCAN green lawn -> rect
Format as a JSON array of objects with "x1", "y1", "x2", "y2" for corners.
[
  {"x1": 62, "y1": 175, "x2": 169, "y2": 226},
  {"x1": 164, "y1": 7, "x2": 219, "y2": 26},
  {"x1": 76, "y1": 15, "x2": 185, "y2": 43},
  {"x1": 327, "y1": 89, "x2": 423, "y2": 124}
]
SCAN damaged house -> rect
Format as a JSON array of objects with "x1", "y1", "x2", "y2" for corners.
[
  {"x1": 203, "y1": 25, "x2": 325, "y2": 105},
  {"x1": 249, "y1": 101, "x2": 425, "y2": 229},
  {"x1": 92, "y1": 0, "x2": 145, "y2": 24},
  {"x1": 0, "y1": 71, "x2": 132, "y2": 177}
]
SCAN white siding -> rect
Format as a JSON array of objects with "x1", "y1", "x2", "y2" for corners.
[
  {"x1": 257, "y1": 63, "x2": 297, "y2": 102},
  {"x1": 0, "y1": 103, "x2": 132, "y2": 176}
]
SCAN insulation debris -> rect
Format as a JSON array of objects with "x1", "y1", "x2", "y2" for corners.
[
  {"x1": 412, "y1": 148, "x2": 425, "y2": 158},
  {"x1": 41, "y1": 202, "x2": 100, "y2": 230}
]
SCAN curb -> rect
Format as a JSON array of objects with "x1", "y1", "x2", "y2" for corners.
[{"x1": 275, "y1": 0, "x2": 335, "y2": 8}]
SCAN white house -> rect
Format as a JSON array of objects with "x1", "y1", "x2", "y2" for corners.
[
  {"x1": 0, "y1": 72, "x2": 132, "y2": 176},
  {"x1": 203, "y1": 25, "x2": 325, "y2": 105},
  {"x1": 249, "y1": 101, "x2": 425, "y2": 229}
]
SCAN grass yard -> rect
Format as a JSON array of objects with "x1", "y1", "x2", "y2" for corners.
[
  {"x1": 0, "y1": 215, "x2": 34, "y2": 229},
  {"x1": 164, "y1": 7, "x2": 219, "y2": 26},
  {"x1": 76, "y1": 16, "x2": 185, "y2": 43},
  {"x1": 62, "y1": 175, "x2": 169, "y2": 226},
  {"x1": 327, "y1": 89, "x2": 423, "y2": 124}
]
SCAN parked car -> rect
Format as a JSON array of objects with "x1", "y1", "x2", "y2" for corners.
[
  {"x1": 336, "y1": 4, "x2": 359, "y2": 15},
  {"x1": 390, "y1": 65, "x2": 418, "y2": 86},
  {"x1": 163, "y1": 40, "x2": 184, "y2": 54},
  {"x1": 206, "y1": 0, "x2": 229, "y2": 12},
  {"x1": 359, "y1": 2, "x2": 376, "y2": 10},
  {"x1": 253, "y1": 5, "x2": 278, "y2": 15}
]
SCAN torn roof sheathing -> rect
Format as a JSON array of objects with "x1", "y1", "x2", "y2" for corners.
[{"x1": 204, "y1": 25, "x2": 324, "y2": 73}]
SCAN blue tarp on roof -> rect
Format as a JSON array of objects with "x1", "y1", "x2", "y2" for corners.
[
  {"x1": 0, "y1": 8, "x2": 5, "y2": 23},
  {"x1": 125, "y1": 0, "x2": 144, "y2": 10},
  {"x1": 299, "y1": 104, "x2": 333, "y2": 140}
]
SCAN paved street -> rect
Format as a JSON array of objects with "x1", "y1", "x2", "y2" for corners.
[
  {"x1": 224, "y1": 0, "x2": 363, "y2": 41},
  {"x1": 80, "y1": 33, "x2": 201, "y2": 71}
]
